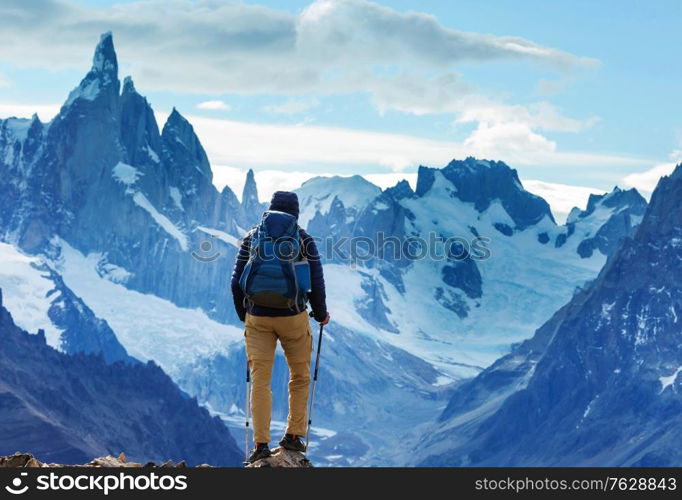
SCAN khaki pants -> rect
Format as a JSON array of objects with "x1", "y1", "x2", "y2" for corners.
[{"x1": 244, "y1": 311, "x2": 313, "y2": 444}]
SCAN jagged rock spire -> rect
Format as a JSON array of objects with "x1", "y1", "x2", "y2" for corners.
[
  {"x1": 91, "y1": 32, "x2": 118, "y2": 80},
  {"x1": 120, "y1": 75, "x2": 162, "y2": 167},
  {"x1": 122, "y1": 75, "x2": 136, "y2": 95},
  {"x1": 63, "y1": 32, "x2": 120, "y2": 109},
  {"x1": 241, "y1": 169, "x2": 259, "y2": 210},
  {"x1": 161, "y1": 107, "x2": 212, "y2": 182}
]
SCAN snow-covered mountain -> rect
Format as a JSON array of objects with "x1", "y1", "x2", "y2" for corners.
[
  {"x1": 417, "y1": 164, "x2": 682, "y2": 467},
  {"x1": 0, "y1": 286, "x2": 241, "y2": 466},
  {"x1": 296, "y1": 174, "x2": 382, "y2": 228},
  {"x1": 0, "y1": 33, "x2": 650, "y2": 465},
  {"x1": 298, "y1": 158, "x2": 647, "y2": 374},
  {"x1": 0, "y1": 33, "x2": 258, "y2": 328},
  {"x1": 0, "y1": 242, "x2": 131, "y2": 363},
  {"x1": 565, "y1": 186, "x2": 647, "y2": 258}
]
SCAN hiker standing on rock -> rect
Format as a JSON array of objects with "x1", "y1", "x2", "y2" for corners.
[{"x1": 231, "y1": 191, "x2": 330, "y2": 464}]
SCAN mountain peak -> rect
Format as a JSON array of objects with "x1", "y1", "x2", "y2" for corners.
[
  {"x1": 417, "y1": 157, "x2": 555, "y2": 229},
  {"x1": 92, "y1": 32, "x2": 117, "y2": 76},
  {"x1": 295, "y1": 175, "x2": 382, "y2": 227},
  {"x1": 63, "y1": 32, "x2": 120, "y2": 108},
  {"x1": 167, "y1": 107, "x2": 188, "y2": 127},
  {"x1": 120, "y1": 75, "x2": 162, "y2": 167},
  {"x1": 385, "y1": 179, "x2": 415, "y2": 200},
  {"x1": 162, "y1": 107, "x2": 191, "y2": 133},
  {"x1": 636, "y1": 162, "x2": 682, "y2": 240},
  {"x1": 241, "y1": 169, "x2": 260, "y2": 210},
  {"x1": 161, "y1": 107, "x2": 212, "y2": 182},
  {"x1": 581, "y1": 186, "x2": 647, "y2": 218},
  {"x1": 122, "y1": 76, "x2": 136, "y2": 95}
]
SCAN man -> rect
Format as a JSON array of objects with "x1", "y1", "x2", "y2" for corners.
[{"x1": 231, "y1": 191, "x2": 330, "y2": 464}]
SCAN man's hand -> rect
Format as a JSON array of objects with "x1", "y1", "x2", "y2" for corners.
[{"x1": 320, "y1": 312, "x2": 330, "y2": 326}]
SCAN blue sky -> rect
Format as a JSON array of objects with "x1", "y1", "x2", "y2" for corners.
[{"x1": 0, "y1": 0, "x2": 680, "y2": 218}]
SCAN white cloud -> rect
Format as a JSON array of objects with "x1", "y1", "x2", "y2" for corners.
[
  {"x1": 0, "y1": 0, "x2": 596, "y2": 118},
  {"x1": 197, "y1": 100, "x2": 231, "y2": 111},
  {"x1": 155, "y1": 112, "x2": 651, "y2": 178},
  {"x1": 211, "y1": 165, "x2": 250, "y2": 200},
  {"x1": 296, "y1": 0, "x2": 597, "y2": 68},
  {"x1": 159, "y1": 112, "x2": 459, "y2": 172},
  {"x1": 456, "y1": 101, "x2": 598, "y2": 133},
  {"x1": 523, "y1": 179, "x2": 604, "y2": 223},
  {"x1": 367, "y1": 71, "x2": 476, "y2": 115},
  {"x1": 264, "y1": 98, "x2": 319, "y2": 115},
  {"x1": 463, "y1": 122, "x2": 557, "y2": 156},
  {"x1": 364, "y1": 172, "x2": 417, "y2": 190},
  {"x1": 0, "y1": 0, "x2": 602, "y2": 163},
  {"x1": 622, "y1": 149, "x2": 682, "y2": 195},
  {"x1": 0, "y1": 102, "x2": 61, "y2": 121},
  {"x1": 0, "y1": 73, "x2": 9, "y2": 88}
]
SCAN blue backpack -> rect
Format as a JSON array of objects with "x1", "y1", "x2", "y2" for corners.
[{"x1": 239, "y1": 210, "x2": 311, "y2": 311}]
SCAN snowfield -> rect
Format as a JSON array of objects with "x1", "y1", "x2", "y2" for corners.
[
  {"x1": 0, "y1": 242, "x2": 63, "y2": 347},
  {"x1": 50, "y1": 240, "x2": 242, "y2": 376},
  {"x1": 112, "y1": 162, "x2": 142, "y2": 186},
  {"x1": 196, "y1": 226, "x2": 239, "y2": 247},
  {"x1": 132, "y1": 192, "x2": 189, "y2": 251}
]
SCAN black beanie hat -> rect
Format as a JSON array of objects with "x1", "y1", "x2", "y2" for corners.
[{"x1": 268, "y1": 191, "x2": 300, "y2": 218}]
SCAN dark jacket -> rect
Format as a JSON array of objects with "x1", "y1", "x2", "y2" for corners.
[{"x1": 231, "y1": 227, "x2": 327, "y2": 322}]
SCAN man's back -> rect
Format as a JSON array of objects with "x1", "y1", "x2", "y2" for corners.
[{"x1": 231, "y1": 190, "x2": 329, "y2": 464}]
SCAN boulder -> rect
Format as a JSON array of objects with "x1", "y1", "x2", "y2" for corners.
[{"x1": 246, "y1": 447, "x2": 313, "y2": 468}]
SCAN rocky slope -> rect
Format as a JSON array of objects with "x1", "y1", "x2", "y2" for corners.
[
  {"x1": 0, "y1": 452, "x2": 202, "y2": 468},
  {"x1": 1, "y1": 448, "x2": 311, "y2": 468},
  {"x1": 0, "y1": 287, "x2": 241, "y2": 466}
]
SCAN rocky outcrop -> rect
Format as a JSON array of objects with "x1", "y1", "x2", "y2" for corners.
[
  {"x1": 0, "y1": 452, "x2": 210, "y2": 468},
  {"x1": 0, "y1": 449, "x2": 312, "y2": 468},
  {"x1": 246, "y1": 448, "x2": 312, "y2": 468}
]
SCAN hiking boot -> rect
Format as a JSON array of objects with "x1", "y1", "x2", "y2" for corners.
[
  {"x1": 246, "y1": 443, "x2": 271, "y2": 464},
  {"x1": 279, "y1": 434, "x2": 306, "y2": 452}
]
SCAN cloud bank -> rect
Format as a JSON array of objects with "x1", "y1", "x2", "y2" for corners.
[
  {"x1": 623, "y1": 150, "x2": 682, "y2": 195},
  {"x1": 162, "y1": 112, "x2": 649, "y2": 175},
  {"x1": 0, "y1": 0, "x2": 596, "y2": 115}
]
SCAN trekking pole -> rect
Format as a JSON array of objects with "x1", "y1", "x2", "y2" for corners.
[
  {"x1": 305, "y1": 323, "x2": 324, "y2": 453},
  {"x1": 244, "y1": 359, "x2": 251, "y2": 464}
]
